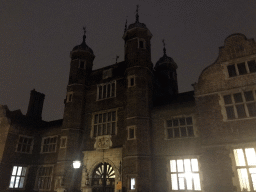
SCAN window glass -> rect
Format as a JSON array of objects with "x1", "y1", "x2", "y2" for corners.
[
  {"x1": 236, "y1": 104, "x2": 246, "y2": 118},
  {"x1": 224, "y1": 95, "x2": 232, "y2": 104},
  {"x1": 16, "y1": 136, "x2": 33, "y2": 153},
  {"x1": 244, "y1": 91, "x2": 254, "y2": 101},
  {"x1": 248, "y1": 60, "x2": 256, "y2": 73},
  {"x1": 167, "y1": 117, "x2": 194, "y2": 139},
  {"x1": 9, "y1": 166, "x2": 27, "y2": 189},
  {"x1": 237, "y1": 62, "x2": 247, "y2": 75},
  {"x1": 97, "y1": 81, "x2": 116, "y2": 100},
  {"x1": 42, "y1": 136, "x2": 57, "y2": 153},
  {"x1": 234, "y1": 93, "x2": 243, "y2": 103},
  {"x1": 227, "y1": 65, "x2": 237, "y2": 77}
]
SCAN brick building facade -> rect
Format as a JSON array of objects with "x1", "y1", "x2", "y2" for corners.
[{"x1": 1, "y1": 11, "x2": 256, "y2": 192}]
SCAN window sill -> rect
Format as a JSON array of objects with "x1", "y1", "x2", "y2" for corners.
[{"x1": 224, "y1": 116, "x2": 256, "y2": 122}]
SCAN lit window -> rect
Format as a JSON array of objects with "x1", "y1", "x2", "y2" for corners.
[
  {"x1": 16, "y1": 136, "x2": 33, "y2": 153},
  {"x1": 130, "y1": 178, "x2": 136, "y2": 190},
  {"x1": 166, "y1": 117, "x2": 194, "y2": 139},
  {"x1": 97, "y1": 81, "x2": 116, "y2": 100},
  {"x1": 170, "y1": 158, "x2": 201, "y2": 191},
  {"x1": 103, "y1": 68, "x2": 113, "y2": 79},
  {"x1": 60, "y1": 137, "x2": 67, "y2": 148},
  {"x1": 9, "y1": 166, "x2": 27, "y2": 189},
  {"x1": 128, "y1": 76, "x2": 135, "y2": 87},
  {"x1": 233, "y1": 148, "x2": 256, "y2": 191},
  {"x1": 41, "y1": 136, "x2": 58, "y2": 153},
  {"x1": 93, "y1": 110, "x2": 117, "y2": 137},
  {"x1": 35, "y1": 166, "x2": 53, "y2": 190},
  {"x1": 223, "y1": 91, "x2": 256, "y2": 120},
  {"x1": 128, "y1": 126, "x2": 136, "y2": 140},
  {"x1": 227, "y1": 59, "x2": 256, "y2": 77}
]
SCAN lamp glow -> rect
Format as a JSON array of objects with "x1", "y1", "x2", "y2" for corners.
[{"x1": 73, "y1": 161, "x2": 81, "y2": 169}]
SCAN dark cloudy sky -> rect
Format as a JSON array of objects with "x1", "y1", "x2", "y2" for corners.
[{"x1": 1, "y1": 0, "x2": 256, "y2": 121}]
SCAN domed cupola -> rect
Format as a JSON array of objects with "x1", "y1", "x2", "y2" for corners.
[
  {"x1": 154, "y1": 40, "x2": 178, "y2": 95},
  {"x1": 155, "y1": 42, "x2": 177, "y2": 71},
  {"x1": 71, "y1": 29, "x2": 94, "y2": 55}
]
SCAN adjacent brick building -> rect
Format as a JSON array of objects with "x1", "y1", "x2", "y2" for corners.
[{"x1": 1, "y1": 10, "x2": 256, "y2": 192}]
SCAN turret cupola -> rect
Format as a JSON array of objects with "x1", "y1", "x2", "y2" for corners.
[
  {"x1": 68, "y1": 27, "x2": 95, "y2": 85},
  {"x1": 123, "y1": 6, "x2": 153, "y2": 68},
  {"x1": 155, "y1": 40, "x2": 178, "y2": 95}
]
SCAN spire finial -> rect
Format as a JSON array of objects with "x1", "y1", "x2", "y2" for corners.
[
  {"x1": 83, "y1": 26, "x2": 86, "y2": 43},
  {"x1": 162, "y1": 39, "x2": 166, "y2": 55},
  {"x1": 136, "y1": 5, "x2": 139, "y2": 22},
  {"x1": 124, "y1": 17, "x2": 127, "y2": 33}
]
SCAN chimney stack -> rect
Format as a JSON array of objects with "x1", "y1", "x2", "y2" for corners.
[{"x1": 26, "y1": 89, "x2": 45, "y2": 120}]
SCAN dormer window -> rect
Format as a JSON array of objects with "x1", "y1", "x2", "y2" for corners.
[
  {"x1": 79, "y1": 60, "x2": 85, "y2": 69},
  {"x1": 227, "y1": 59, "x2": 256, "y2": 77}
]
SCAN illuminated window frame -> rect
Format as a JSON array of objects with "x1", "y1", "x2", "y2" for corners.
[
  {"x1": 9, "y1": 166, "x2": 28, "y2": 189},
  {"x1": 233, "y1": 148, "x2": 256, "y2": 191},
  {"x1": 169, "y1": 158, "x2": 201, "y2": 191}
]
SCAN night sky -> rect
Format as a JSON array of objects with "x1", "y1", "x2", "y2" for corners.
[{"x1": 1, "y1": 0, "x2": 256, "y2": 121}]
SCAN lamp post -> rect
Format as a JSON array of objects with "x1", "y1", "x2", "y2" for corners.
[{"x1": 72, "y1": 160, "x2": 90, "y2": 192}]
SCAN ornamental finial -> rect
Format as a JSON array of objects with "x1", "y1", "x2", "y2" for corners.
[
  {"x1": 83, "y1": 26, "x2": 86, "y2": 43},
  {"x1": 136, "y1": 5, "x2": 139, "y2": 22},
  {"x1": 162, "y1": 39, "x2": 166, "y2": 55}
]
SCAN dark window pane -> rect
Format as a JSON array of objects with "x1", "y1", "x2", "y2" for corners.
[
  {"x1": 98, "y1": 86, "x2": 102, "y2": 99},
  {"x1": 94, "y1": 114, "x2": 98, "y2": 124},
  {"x1": 167, "y1": 129, "x2": 173, "y2": 138},
  {"x1": 174, "y1": 128, "x2": 180, "y2": 138},
  {"x1": 237, "y1": 62, "x2": 247, "y2": 75},
  {"x1": 107, "y1": 84, "x2": 111, "y2": 97},
  {"x1": 107, "y1": 123, "x2": 111, "y2": 134},
  {"x1": 98, "y1": 125, "x2": 102, "y2": 136},
  {"x1": 247, "y1": 103, "x2": 256, "y2": 117},
  {"x1": 111, "y1": 83, "x2": 115, "y2": 97},
  {"x1": 224, "y1": 95, "x2": 232, "y2": 104},
  {"x1": 108, "y1": 113, "x2": 111, "y2": 122},
  {"x1": 179, "y1": 118, "x2": 186, "y2": 126},
  {"x1": 180, "y1": 127, "x2": 187, "y2": 137},
  {"x1": 234, "y1": 93, "x2": 243, "y2": 103},
  {"x1": 112, "y1": 123, "x2": 116, "y2": 135},
  {"x1": 19, "y1": 137, "x2": 23, "y2": 143},
  {"x1": 186, "y1": 117, "x2": 193, "y2": 125},
  {"x1": 103, "y1": 113, "x2": 107, "y2": 122},
  {"x1": 17, "y1": 144, "x2": 22, "y2": 152},
  {"x1": 53, "y1": 137, "x2": 57, "y2": 143},
  {"x1": 112, "y1": 112, "x2": 116, "y2": 121},
  {"x1": 103, "y1": 124, "x2": 106, "y2": 135},
  {"x1": 26, "y1": 145, "x2": 30, "y2": 153},
  {"x1": 236, "y1": 104, "x2": 246, "y2": 118},
  {"x1": 99, "y1": 114, "x2": 102, "y2": 123},
  {"x1": 23, "y1": 138, "x2": 28, "y2": 144},
  {"x1": 103, "y1": 85, "x2": 107, "y2": 98},
  {"x1": 166, "y1": 120, "x2": 172, "y2": 127},
  {"x1": 248, "y1": 60, "x2": 256, "y2": 73},
  {"x1": 28, "y1": 139, "x2": 32, "y2": 145},
  {"x1": 129, "y1": 128, "x2": 134, "y2": 139},
  {"x1": 22, "y1": 145, "x2": 26, "y2": 152},
  {"x1": 226, "y1": 106, "x2": 235, "y2": 119},
  {"x1": 187, "y1": 126, "x2": 194, "y2": 137},
  {"x1": 227, "y1": 65, "x2": 237, "y2": 77},
  {"x1": 130, "y1": 78, "x2": 134, "y2": 86},
  {"x1": 244, "y1": 91, "x2": 254, "y2": 101},
  {"x1": 173, "y1": 119, "x2": 179, "y2": 127},
  {"x1": 139, "y1": 41, "x2": 144, "y2": 48},
  {"x1": 80, "y1": 61, "x2": 84, "y2": 69},
  {"x1": 94, "y1": 126, "x2": 97, "y2": 137}
]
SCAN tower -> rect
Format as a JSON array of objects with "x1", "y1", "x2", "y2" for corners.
[
  {"x1": 56, "y1": 28, "x2": 95, "y2": 192},
  {"x1": 122, "y1": 6, "x2": 154, "y2": 192},
  {"x1": 154, "y1": 40, "x2": 178, "y2": 99}
]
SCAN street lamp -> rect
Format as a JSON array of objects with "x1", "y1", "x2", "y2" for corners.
[
  {"x1": 73, "y1": 160, "x2": 82, "y2": 169},
  {"x1": 72, "y1": 160, "x2": 90, "y2": 186}
]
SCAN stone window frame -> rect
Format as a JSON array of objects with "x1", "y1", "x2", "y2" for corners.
[
  {"x1": 127, "y1": 126, "x2": 136, "y2": 140},
  {"x1": 41, "y1": 135, "x2": 58, "y2": 153},
  {"x1": 34, "y1": 165, "x2": 54, "y2": 191},
  {"x1": 231, "y1": 145, "x2": 256, "y2": 191},
  {"x1": 220, "y1": 88, "x2": 256, "y2": 121},
  {"x1": 165, "y1": 115, "x2": 195, "y2": 139},
  {"x1": 97, "y1": 80, "x2": 116, "y2": 101},
  {"x1": 168, "y1": 157, "x2": 202, "y2": 191},
  {"x1": 15, "y1": 135, "x2": 34, "y2": 154},
  {"x1": 9, "y1": 165, "x2": 28, "y2": 189},
  {"x1": 79, "y1": 60, "x2": 86, "y2": 69},
  {"x1": 54, "y1": 176, "x2": 63, "y2": 191},
  {"x1": 103, "y1": 68, "x2": 113, "y2": 79},
  {"x1": 128, "y1": 75, "x2": 135, "y2": 87},
  {"x1": 91, "y1": 109, "x2": 118, "y2": 138},
  {"x1": 222, "y1": 56, "x2": 256, "y2": 79},
  {"x1": 60, "y1": 136, "x2": 67, "y2": 148}
]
